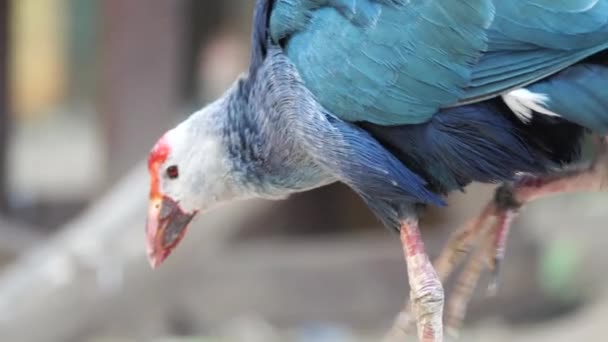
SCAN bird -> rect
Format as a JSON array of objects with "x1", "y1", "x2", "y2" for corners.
[{"x1": 144, "y1": 1, "x2": 608, "y2": 341}]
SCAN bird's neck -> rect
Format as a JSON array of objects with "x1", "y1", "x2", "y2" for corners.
[{"x1": 206, "y1": 75, "x2": 330, "y2": 199}]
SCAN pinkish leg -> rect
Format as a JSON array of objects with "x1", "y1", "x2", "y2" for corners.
[
  {"x1": 445, "y1": 140, "x2": 608, "y2": 335},
  {"x1": 433, "y1": 202, "x2": 497, "y2": 283},
  {"x1": 395, "y1": 137, "x2": 608, "y2": 339},
  {"x1": 445, "y1": 226, "x2": 493, "y2": 337},
  {"x1": 392, "y1": 198, "x2": 503, "y2": 338},
  {"x1": 444, "y1": 209, "x2": 517, "y2": 336},
  {"x1": 386, "y1": 218, "x2": 444, "y2": 342},
  {"x1": 487, "y1": 208, "x2": 518, "y2": 295}
]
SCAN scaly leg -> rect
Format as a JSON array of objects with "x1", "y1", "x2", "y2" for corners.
[
  {"x1": 445, "y1": 218, "x2": 505, "y2": 336},
  {"x1": 387, "y1": 198, "x2": 514, "y2": 339},
  {"x1": 433, "y1": 202, "x2": 498, "y2": 283},
  {"x1": 444, "y1": 136, "x2": 608, "y2": 335},
  {"x1": 385, "y1": 218, "x2": 445, "y2": 342},
  {"x1": 445, "y1": 226, "x2": 494, "y2": 337},
  {"x1": 486, "y1": 206, "x2": 518, "y2": 295}
]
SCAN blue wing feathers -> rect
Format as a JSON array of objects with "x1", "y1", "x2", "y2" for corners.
[
  {"x1": 528, "y1": 64, "x2": 608, "y2": 133},
  {"x1": 277, "y1": 0, "x2": 492, "y2": 124},
  {"x1": 267, "y1": 0, "x2": 608, "y2": 125},
  {"x1": 460, "y1": 0, "x2": 608, "y2": 102},
  {"x1": 490, "y1": 1, "x2": 608, "y2": 50},
  {"x1": 461, "y1": 44, "x2": 608, "y2": 102}
]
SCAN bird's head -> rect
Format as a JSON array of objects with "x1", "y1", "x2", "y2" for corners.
[{"x1": 145, "y1": 106, "x2": 239, "y2": 268}]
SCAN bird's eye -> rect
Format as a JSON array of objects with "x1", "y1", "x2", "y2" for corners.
[{"x1": 166, "y1": 165, "x2": 179, "y2": 179}]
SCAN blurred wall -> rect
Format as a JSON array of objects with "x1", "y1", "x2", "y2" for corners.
[
  {"x1": 0, "y1": 0, "x2": 9, "y2": 213},
  {"x1": 11, "y1": 0, "x2": 67, "y2": 118}
]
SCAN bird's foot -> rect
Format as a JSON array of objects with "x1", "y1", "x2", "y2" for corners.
[
  {"x1": 385, "y1": 218, "x2": 444, "y2": 342},
  {"x1": 398, "y1": 135, "x2": 608, "y2": 339},
  {"x1": 441, "y1": 136, "x2": 608, "y2": 337}
]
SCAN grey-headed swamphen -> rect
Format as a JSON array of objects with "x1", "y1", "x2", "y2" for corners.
[{"x1": 145, "y1": 1, "x2": 608, "y2": 341}]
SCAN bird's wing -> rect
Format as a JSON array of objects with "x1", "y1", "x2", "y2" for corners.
[
  {"x1": 269, "y1": 0, "x2": 493, "y2": 125},
  {"x1": 460, "y1": 0, "x2": 608, "y2": 104},
  {"x1": 267, "y1": 0, "x2": 608, "y2": 125},
  {"x1": 525, "y1": 64, "x2": 608, "y2": 134}
]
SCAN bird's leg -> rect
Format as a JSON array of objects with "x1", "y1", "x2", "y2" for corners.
[
  {"x1": 433, "y1": 202, "x2": 498, "y2": 283},
  {"x1": 412, "y1": 183, "x2": 520, "y2": 336},
  {"x1": 397, "y1": 137, "x2": 608, "y2": 338},
  {"x1": 443, "y1": 136, "x2": 608, "y2": 335},
  {"x1": 486, "y1": 205, "x2": 519, "y2": 294},
  {"x1": 443, "y1": 206, "x2": 520, "y2": 334},
  {"x1": 445, "y1": 225, "x2": 495, "y2": 337},
  {"x1": 387, "y1": 204, "x2": 499, "y2": 339},
  {"x1": 386, "y1": 217, "x2": 445, "y2": 342},
  {"x1": 437, "y1": 137, "x2": 608, "y2": 288}
]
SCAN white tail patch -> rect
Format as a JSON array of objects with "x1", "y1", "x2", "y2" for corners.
[{"x1": 502, "y1": 89, "x2": 560, "y2": 123}]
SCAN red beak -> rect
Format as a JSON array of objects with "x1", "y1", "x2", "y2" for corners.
[{"x1": 146, "y1": 195, "x2": 196, "y2": 268}]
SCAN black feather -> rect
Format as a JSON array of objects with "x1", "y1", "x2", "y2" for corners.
[{"x1": 359, "y1": 98, "x2": 584, "y2": 194}]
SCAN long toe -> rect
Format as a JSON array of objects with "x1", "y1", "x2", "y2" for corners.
[{"x1": 412, "y1": 281, "x2": 445, "y2": 341}]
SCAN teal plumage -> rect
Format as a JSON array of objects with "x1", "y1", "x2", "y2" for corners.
[
  {"x1": 527, "y1": 63, "x2": 608, "y2": 133},
  {"x1": 271, "y1": 0, "x2": 493, "y2": 124},
  {"x1": 269, "y1": 0, "x2": 608, "y2": 125},
  {"x1": 464, "y1": 0, "x2": 608, "y2": 101}
]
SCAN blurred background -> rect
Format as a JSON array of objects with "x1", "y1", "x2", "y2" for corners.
[{"x1": 0, "y1": 1, "x2": 608, "y2": 341}]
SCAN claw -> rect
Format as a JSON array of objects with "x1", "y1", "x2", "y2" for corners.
[{"x1": 486, "y1": 257, "x2": 501, "y2": 297}]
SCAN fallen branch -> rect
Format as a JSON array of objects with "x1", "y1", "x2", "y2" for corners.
[
  {"x1": 0, "y1": 217, "x2": 46, "y2": 255},
  {"x1": 0, "y1": 162, "x2": 274, "y2": 342}
]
